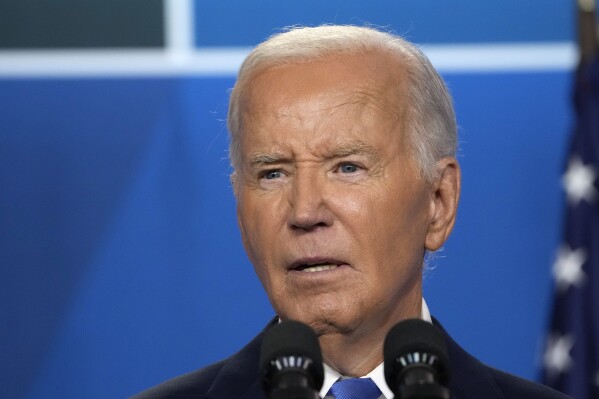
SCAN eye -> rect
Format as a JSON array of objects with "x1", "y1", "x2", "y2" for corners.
[
  {"x1": 262, "y1": 170, "x2": 283, "y2": 180},
  {"x1": 338, "y1": 163, "x2": 360, "y2": 173}
]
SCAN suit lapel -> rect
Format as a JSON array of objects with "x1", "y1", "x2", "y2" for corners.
[
  {"x1": 433, "y1": 319, "x2": 505, "y2": 399},
  {"x1": 207, "y1": 319, "x2": 277, "y2": 399}
]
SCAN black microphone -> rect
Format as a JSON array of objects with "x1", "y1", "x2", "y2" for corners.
[
  {"x1": 384, "y1": 319, "x2": 450, "y2": 399},
  {"x1": 260, "y1": 320, "x2": 324, "y2": 399}
]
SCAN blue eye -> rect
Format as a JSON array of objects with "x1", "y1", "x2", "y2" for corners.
[
  {"x1": 339, "y1": 163, "x2": 359, "y2": 173},
  {"x1": 264, "y1": 170, "x2": 282, "y2": 180}
]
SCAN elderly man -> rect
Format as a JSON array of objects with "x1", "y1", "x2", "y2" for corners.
[{"x1": 133, "y1": 25, "x2": 570, "y2": 399}]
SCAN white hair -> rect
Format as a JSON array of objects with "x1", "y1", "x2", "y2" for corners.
[{"x1": 227, "y1": 25, "x2": 457, "y2": 181}]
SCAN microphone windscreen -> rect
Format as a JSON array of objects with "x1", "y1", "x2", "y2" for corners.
[
  {"x1": 260, "y1": 320, "x2": 324, "y2": 390},
  {"x1": 384, "y1": 319, "x2": 450, "y2": 387}
]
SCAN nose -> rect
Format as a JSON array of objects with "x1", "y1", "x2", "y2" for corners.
[{"x1": 287, "y1": 170, "x2": 333, "y2": 231}]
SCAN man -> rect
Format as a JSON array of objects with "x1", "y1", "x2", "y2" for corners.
[{"x1": 133, "y1": 25, "x2": 570, "y2": 399}]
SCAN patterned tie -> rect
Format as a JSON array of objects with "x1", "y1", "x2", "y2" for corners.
[{"x1": 327, "y1": 377, "x2": 382, "y2": 399}]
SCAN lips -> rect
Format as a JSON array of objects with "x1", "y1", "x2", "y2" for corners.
[{"x1": 289, "y1": 257, "x2": 347, "y2": 273}]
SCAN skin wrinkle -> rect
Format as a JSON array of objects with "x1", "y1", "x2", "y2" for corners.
[
  {"x1": 247, "y1": 141, "x2": 383, "y2": 175},
  {"x1": 241, "y1": 93, "x2": 401, "y2": 185},
  {"x1": 236, "y1": 50, "x2": 407, "y2": 166}
]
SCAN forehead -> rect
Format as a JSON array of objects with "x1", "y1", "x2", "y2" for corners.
[{"x1": 238, "y1": 51, "x2": 408, "y2": 147}]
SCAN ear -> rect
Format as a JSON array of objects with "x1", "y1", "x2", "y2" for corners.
[{"x1": 425, "y1": 158, "x2": 461, "y2": 251}]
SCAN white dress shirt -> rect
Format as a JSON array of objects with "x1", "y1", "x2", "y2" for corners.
[{"x1": 319, "y1": 299, "x2": 433, "y2": 399}]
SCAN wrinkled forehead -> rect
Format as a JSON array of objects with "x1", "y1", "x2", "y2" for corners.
[
  {"x1": 237, "y1": 51, "x2": 408, "y2": 130},
  {"x1": 231, "y1": 53, "x2": 413, "y2": 168}
]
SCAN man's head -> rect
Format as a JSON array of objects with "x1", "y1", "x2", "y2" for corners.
[
  {"x1": 228, "y1": 25, "x2": 460, "y2": 374},
  {"x1": 228, "y1": 25, "x2": 457, "y2": 182}
]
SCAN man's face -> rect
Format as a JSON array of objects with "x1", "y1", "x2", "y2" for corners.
[{"x1": 235, "y1": 52, "x2": 439, "y2": 339}]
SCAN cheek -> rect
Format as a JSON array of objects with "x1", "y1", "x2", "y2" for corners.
[
  {"x1": 237, "y1": 196, "x2": 263, "y2": 262},
  {"x1": 237, "y1": 191, "x2": 286, "y2": 267},
  {"x1": 351, "y1": 184, "x2": 430, "y2": 254},
  {"x1": 330, "y1": 186, "x2": 374, "y2": 217},
  {"x1": 238, "y1": 204, "x2": 277, "y2": 294}
]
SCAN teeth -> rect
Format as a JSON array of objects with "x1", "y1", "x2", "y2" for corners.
[{"x1": 302, "y1": 264, "x2": 339, "y2": 272}]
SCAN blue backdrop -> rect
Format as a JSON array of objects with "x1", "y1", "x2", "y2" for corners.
[{"x1": 0, "y1": 1, "x2": 576, "y2": 397}]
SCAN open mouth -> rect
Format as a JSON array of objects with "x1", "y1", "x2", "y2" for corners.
[{"x1": 292, "y1": 261, "x2": 342, "y2": 273}]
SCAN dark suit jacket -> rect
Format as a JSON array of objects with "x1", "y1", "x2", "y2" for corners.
[{"x1": 131, "y1": 318, "x2": 571, "y2": 399}]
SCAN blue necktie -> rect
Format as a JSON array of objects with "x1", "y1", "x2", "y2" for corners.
[{"x1": 327, "y1": 377, "x2": 382, "y2": 399}]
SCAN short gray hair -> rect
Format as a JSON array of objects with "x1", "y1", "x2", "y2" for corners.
[{"x1": 227, "y1": 25, "x2": 457, "y2": 181}]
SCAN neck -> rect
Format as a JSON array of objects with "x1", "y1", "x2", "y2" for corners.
[{"x1": 318, "y1": 296, "x2": 422, "y2": 376}]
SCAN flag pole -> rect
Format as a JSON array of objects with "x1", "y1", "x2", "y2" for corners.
[{"x1": 577, "y1": 0, "x2": 598, "y2": 62}]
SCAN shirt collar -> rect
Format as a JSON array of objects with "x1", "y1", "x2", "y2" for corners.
[{"x1": 319, "y1": 299, "x2": 432, "y2": 398}]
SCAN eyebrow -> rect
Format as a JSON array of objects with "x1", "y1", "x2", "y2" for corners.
[
  {"x1": 324, "y1": 140, "x2": 380, "y2": 161},
  {"x1": 248, "y1": 153, "x2": 290, "y2": 167},
  {"x1": 247, "y1": 140, "x2": 381, "y2": 168}
]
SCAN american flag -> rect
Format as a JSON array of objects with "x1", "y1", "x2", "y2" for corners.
[{"x1": 542, "y1": 56, "x2": 599, "y2": 398}]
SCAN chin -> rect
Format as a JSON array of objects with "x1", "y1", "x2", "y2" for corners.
[
  {"x1": 310, "y1": 320, "x2": 355, "y2": 337},
  {"x1": 283, "y1": 306, "x2": 359, "y2": 337},
  {"x1": 274, "y1": 288, "x2": 364, "y2": 327}
]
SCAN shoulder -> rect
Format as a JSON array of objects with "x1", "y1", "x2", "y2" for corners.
[
  {"x1": 432, "y1": 318, "x2": 572, "y2": 399},
  {"x1": 486, "y1": 366, "x2": 572, "y2": 399},
  {"x1": 130, "y1": 361, "x2": 225, "y2": 399},
  {"x1": 130, "y1": 320, "x2": 274, "y2": 399},
  {"x1": 488, "y1": 367, "x2": 571, "y2": 399}
]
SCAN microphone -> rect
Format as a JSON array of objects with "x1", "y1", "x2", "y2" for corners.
[
  {"x1": 384, "y1": 319, "x2": 450, "y2": 399},
  {"x1": 260, "y1": 320, "x2": 324, "y2": 399}
]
